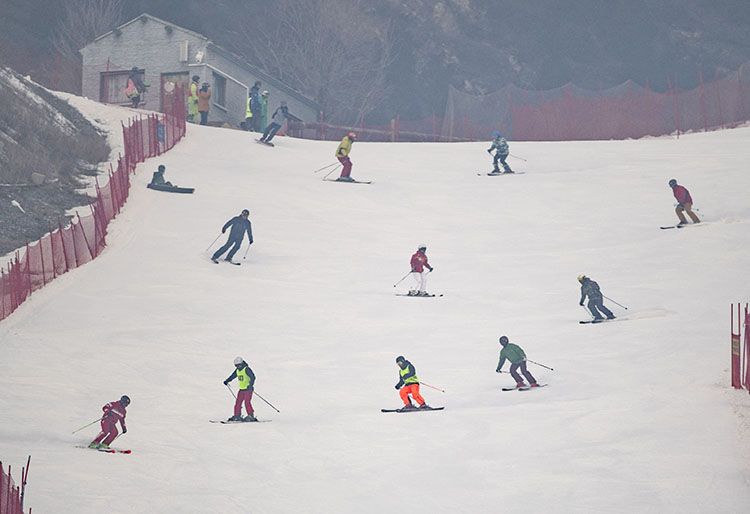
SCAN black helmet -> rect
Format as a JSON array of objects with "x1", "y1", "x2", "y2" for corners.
[
  {"x1": 668, "y1": 179, "x2": 677, "y2": 187},
  {"x1": 192, "y1": 75, "x2": 200, "y2": 82},
  {"x1": 396, "y1": 355, "x2": 405, "y2": 363},
  {"x1": 241, "y1": 209, "x2": 250, "y2": 216},
  {"x1": 120, "y1": 395, "x2": 131, "y2": 406},
  {"x1": 157, "y1": 164, "x2": 165, "y2": 172},
  {"x1": 498, "y1": 336, "x2": 509, "y2": 345}
]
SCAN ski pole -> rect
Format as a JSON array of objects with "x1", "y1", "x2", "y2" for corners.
[
  {"x1": 322, "y1": 164, "x2": 342, "y2": 180},
  {"x1": 420, "y1": 382, "x2": 445, "y2": 393},
  {"x1": 206, "y1": 233, "x2": 222, "y2": 252},
  {"x1": 603, "y1": 295, "x2": 629, "y2": 310},
  {"x1": 527, "y1": 359, "x2": 554, "y2": 371},
  {"x1": 509, "y1": 152, "x2": 527, "y2": 162},
  {"x1": 72, "y1": 418, "x2": 102, "y2": 434},
  {"x1": 312, "y1": 162, "x2": 340, "y2": 174},
  {"x1": 253, "y1": 391, "x2": 280, "y2": 413},
  {"x1": 243, "y1": 243, "x2": 251, "y2": 260},
  {"x1": 393, "y1": 271, "x2": 413, "y2": 287},
  {"x1": 580, "y1": 304, "x2": 593, "y2": 319},
  {"x1": 225, "y1": 383, "x2": 237, "y2": 399}
]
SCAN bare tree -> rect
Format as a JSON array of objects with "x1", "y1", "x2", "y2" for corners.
[
  {"x1": 50, "y1": 0, "x2": 124, "y2": 91},
  {"x1": 225, "y1": 0, "x2": 394, "y2": 124}
]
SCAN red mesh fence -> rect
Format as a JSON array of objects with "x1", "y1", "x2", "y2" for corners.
[
  {"x1": 0, "y1": 458, "x2": 30, "y2": 514},
  {"x1": 0, "y1": 87, "x2": 186, "y2": 322},
  {"x1": 293, "y1": 62, "x2": 750, "y2": 142}
]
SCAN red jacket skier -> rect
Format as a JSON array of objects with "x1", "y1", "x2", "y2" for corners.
[
  {"x1": 669, "y1": 179, "x2": 700, "y2": 225},
  {"x1": 89, "y1": 395, "x2": 130, "y2": 449},
  {"x1": 408, "y1": 245, "x2": 434, "y2": 296}
]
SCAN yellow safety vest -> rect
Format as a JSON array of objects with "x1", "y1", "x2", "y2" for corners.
[
  {"x1": 237, "y1": 366, "x2": 252, "y2": 390},
  {"x1": 400, "y1": 365, "x2": 419, "y2": 385},
  {"x1": 336, "y1": 136, "x2": 352, "y2": 157},
  {"x1": 245, "y1": 97, "x2": 253, "y2": 118}
]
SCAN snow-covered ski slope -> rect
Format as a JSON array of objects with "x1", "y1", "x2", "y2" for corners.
[{"x1": 1, "y1": 101, "x2": 750, "y2": 513}]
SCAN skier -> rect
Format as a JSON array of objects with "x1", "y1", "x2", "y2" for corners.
[
  {"x1": 88, "y1": 395, "x2": 130, "y2": 449},
  {"x1": 578, "y1": 275, "x2": 615, "y2": 320},
  {"x1": 487, "y1": 131, "x2": 513, "y2": 174},
  {"x1": 197, "y1": 82, "x2": 211, "y2": 125},
  {"x1": 223, "y1": 357, "x2": 256, "y2": 421},
  {"x1": 495, "y1": 336, "x2": 538, "y2": 389},
  {"x1": 259, "y1": 101, "x2": 290, "y2": 144},
  {"x1": 409, "y1": 245, "x2": 434, "y2": 296},
  {"x1": 395, "y1": 356, "x2": 429, "y2": 410},
  {"x1": 668, "y1": 179, "x2": 700, "y2": 225},
  {"x1": 335, "y1": 132, "x2": 357, "y2": 182},
  {"x1": 211, "y1": 209, "x2": 253, "y2": 264},
  {"x1": 188, "y1": 75, "x2": 200, "y2": 123}
]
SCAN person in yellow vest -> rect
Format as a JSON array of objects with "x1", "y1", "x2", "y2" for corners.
[
  {"x1": 188, "y1": 75, "x2": 200, "y2": 123},
  {"x1": 223, "y1": 357, "x2": 256, "y2": 421},
  {"x1": 243, "y1": 92, "x2": 253, "y2": 131},
  {"x1": 335, "y1": 132, "x2": 357, "y2": 182},
  {"x1": 395, "y1": 356, "x2": 429, "y2": 411}
]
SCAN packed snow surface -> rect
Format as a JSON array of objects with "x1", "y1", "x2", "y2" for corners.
[{"x1": 1, "y1": 103, "x2": 750, "y2": 513}]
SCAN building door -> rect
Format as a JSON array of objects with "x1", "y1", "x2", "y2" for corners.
[
  {"x1": 100, "y1": 70, "x2": 142, "y2": 105},
  {"x1": 160, "y1": 72, "x2": 190, "y2": 113}
]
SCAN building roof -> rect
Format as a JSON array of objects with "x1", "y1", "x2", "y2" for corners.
[{"x1": 84, "y1": 13, "x2": 319, "y2": 111}]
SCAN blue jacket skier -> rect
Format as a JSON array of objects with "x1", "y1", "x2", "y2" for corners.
[
  {"x1": 487, "y1": 131, "x2": 513, "y2": 174},
  {"x1": 259, "y1": 102, "x2": 290, "y2": 143},
  {"x1": 578, "y1": 275, "x2": 615, "y2": 320},
  {"x1": 211, "y1": 210, "x2": 253, "y2": 264}
]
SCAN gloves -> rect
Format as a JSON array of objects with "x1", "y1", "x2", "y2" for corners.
[
  {"x1": 122, "y1": 428, "x2": 127, "y2": 434},
  {"x1": 428, "y1": 267, "x2": 434, "y2": 272},
  {"x1": 395, "y1": 383, "x2": 402, "y2": 390},
  {"x1": 395, "y1": 385, "x2": 400, "y2": 389},
  {"x1": 487, "y1": 149, "x2": 492, "y2": 154},
  {"x1": 579, "y1": 300, "x2": 584, "y2": 306},
  {"x1": 222, "y1": 229, "x2": 226, "y2": 234},
  {"x1": 223, "y1": 380, "x2": 229, "y2": 385},
  {"x1": 496, "y1": 368, "x2": 502, "y2": 373}
]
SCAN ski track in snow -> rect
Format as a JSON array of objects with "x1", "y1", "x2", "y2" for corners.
[{"x1": 1, "y1": 99, "x2": 750, "y2": 513}]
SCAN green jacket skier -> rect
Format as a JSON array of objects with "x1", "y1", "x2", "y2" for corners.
[{"x1": 496, "y1": 336, "x2": 538, "y2": 388}]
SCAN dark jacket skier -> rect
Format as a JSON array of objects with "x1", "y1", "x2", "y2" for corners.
[
  {"x1": 249, "y1": 82, "x2": 262, "y2": 131},
  {"x1": 578, "y1": 275, "x2": 615, "y2": 320},
  {"x1": 487, "y1": 131, "x2": 513, "y2": 173},
  {"x1": 211, "y1": 210, "x2": 253, "y2": 263},
  {"x1": 259, "y1": 102, "x2": 290, "y2": 143}
]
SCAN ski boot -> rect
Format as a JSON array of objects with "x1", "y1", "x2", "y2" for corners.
[
  {"x1": 407, "y1": 290, "x2": 418, "y2": 296},
  {"x1": 606, "y1": 315, "x2": 616, "y2": 320},
  {"x1": 529, "y1": 383, "x2": 540, "y2": 388},
  {"x1": 418, "y1": 403, "x2": 431, "y2": 410},
  {"x1": 227, "y1": 415, "x2": 243, "y2": 422},
  {"x1": 399, "y1": 403, "x2": 416, "y2": 412},
  {"x1": 211, "y1": 257, "x2": 219, "y2": 264},
  {"x1": 489, "y1": 169, "x2": 501, "y2": 175},
  {"x1": 99, "y1": 443, "x2": 110, "y2": 450},
  {"x1": 243, "y1": 414, "x2": 257, "y2": 422},
  {"x1": 88, "y1": 442, "x2": 101, "y2": 449},
  {"x1": 515, "y1": 382, "x2": 526, "y2": 389},
  {"x1": 417, "y1": 291, "x2": 430, "y2": 297},
  {"x1": 336, "y1": 176, "x2": 354, "y2": 182}
]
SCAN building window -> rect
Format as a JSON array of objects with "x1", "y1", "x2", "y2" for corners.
[
  {"x1": 100, "y1": 70, "x2": 143, "y2": 104},
  {"x1": 213, "y1": 72, "x2": 227, "y2": 108}
]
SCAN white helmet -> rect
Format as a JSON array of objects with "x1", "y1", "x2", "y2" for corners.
[
  {"x1": 233, "y1": 356, "x2": 244, "y2": 366},
  {"x1": 418, "y1": 244, "x2": 427, "y2": 251}
]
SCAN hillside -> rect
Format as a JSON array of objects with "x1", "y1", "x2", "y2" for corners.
[
  {"x1": 0, "y1": 67, "x2": 109, "y2": 255},
  {"x1": 0, "y1": 98, "x2": 749, "y2": 512}
]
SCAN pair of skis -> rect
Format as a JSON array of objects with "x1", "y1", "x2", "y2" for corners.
[
  {"x1": 209, "y1": 419, "x2": 271, "y2": 424},
  {"x1": 395, "y1": 293, "x2": 443, "y2": 298},
  {"x1": 77, "y1": 445, "x2": 131, "y2": 454},
  {"x1": 381, "y1": 406, "x2": 444, "y2": 413},
  {"x1": 501, "y1": 384, "x2": 548, "y2": 391}
]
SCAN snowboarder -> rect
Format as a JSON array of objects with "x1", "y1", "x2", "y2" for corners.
[
  {"x1": 124, "y1": 67, "x2": 147, "y2": 109},
  {"x1": 335, "y1": 132, "x2": 357, "y2": 182},
  {"x1": 259, "y1": 102, "x2": 290, "y2": 144},
  {"x1": 395, "y1": 356, "x2": 429, "y2": 411},
  {"x1": 88, "y1": 395, "x2": 130, "y2": 449},
  {"x1": 487, "y1": 131, "x2": 513, "y2": 174},
  {"x1": 150, "y1": 164, "x2": 173, "y2": 187},
  {"x1": 669, "y1": 179, "x2": 700, "y2": 225},
  {"x1": 188, "y1": 75, "x2": 200, "y2": 123},
  {"x1": 223, "y1": 357, "x2": 256, "y2": 421},
  {"x1": 211, "y1": 209, "x2": 253, "y2": 264},
  {"x1": 578, "y1": 275, "x2": 615, "y2": 320},
  {"x1": 409, "y1": 245, "x2": 433, "y2": 296},
  {"x1": 496, "y1": 336, "x2": 538, "y2": 388}
]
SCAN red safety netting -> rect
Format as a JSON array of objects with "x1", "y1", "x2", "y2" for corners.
[
  {"x1": 292, "y1": 61, "x2": 750, "y2": 142},
  {"x1": 0, "y1": 87, "x2": 186, "y2": 322},
  {"x1": 0, "y1": 459, "x2": 30, "y2": 514}
]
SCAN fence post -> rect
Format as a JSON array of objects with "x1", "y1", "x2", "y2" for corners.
[{"x1": 58, "y1": 220, "x2": 71, "y2": 271}]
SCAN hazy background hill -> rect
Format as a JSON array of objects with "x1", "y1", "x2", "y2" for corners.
[{"x1": 2, "y1": 0, "x2": 750, "y2": 122}]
